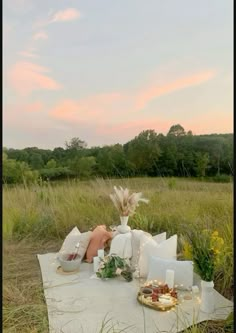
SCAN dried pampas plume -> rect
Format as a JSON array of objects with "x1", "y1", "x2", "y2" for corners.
[{"x1": 110, "y1": 186, "x2": 149, "y2": 216}]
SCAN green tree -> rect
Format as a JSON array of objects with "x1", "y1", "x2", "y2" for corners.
[
  {"x1": 77, "y1": 156, "x2": 96, "y2": 179},
  {"x1": 2, "y1": 153, "x2": 39, "y2": 184},
  {"x1": 167, "y1": 124, "x2": 186, "y2": 137},
  {"x1": 124, "y1": 130, "x2": 161, "y2": 175},
  {"x1": 194, "y1": 152, "x2": 209, "y2": 177},
  {"x1": 29, "y1": 153, "x2": 44, "y2": 169},
  {"x1": 46, "y1": 159, "x2": 57, "y2": 168},
  {"x1": 65, "y1": 137, "x2": 87, "y2": 150}
]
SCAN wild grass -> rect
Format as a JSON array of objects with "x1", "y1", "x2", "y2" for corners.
[{"x1": 3, "y1": 177, "x2": 233, "y2": 332}]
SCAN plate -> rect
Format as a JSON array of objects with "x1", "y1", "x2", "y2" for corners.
[{"x1": 137, "y1": 293, "x2": 178, "y2": 311}]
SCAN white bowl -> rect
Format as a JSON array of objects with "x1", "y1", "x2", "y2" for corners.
[{"x1": 58, "y1": 253, "x2": 82, "y2": 272}]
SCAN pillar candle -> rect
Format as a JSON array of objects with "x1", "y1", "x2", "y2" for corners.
[
  {"x1": 192, "y1": 285, "x2": 199, "y2": 294},
  {"x1": 165, "y1": 269, "x2": 175, "y2": 289},
  {"x1": 97, "y1": 249, "x2": 104, "y2": 259},
  {"x1": 93, "y1": 256, "x2": 100, "y2": 272}
]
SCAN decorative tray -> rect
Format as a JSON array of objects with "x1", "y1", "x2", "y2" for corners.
[
  {"x1": 137, "y1": 293, "x2": 178, "y2": 311},
  {"x1": 137, "y1": 283, "x2": 178, "y2": 311}
]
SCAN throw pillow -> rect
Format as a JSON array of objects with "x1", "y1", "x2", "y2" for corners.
[
  {"x1": 153, "y1": 232, "x2": 166, "y2": 243},
  {"x1": 85, "y1": 225, "x2": 113, "y2": 263},
  {"x1": 58, "y1": 226, "x2": 81, "y2": 255},
  {"x1": 58, "y1": 227, "x2": 92, "y2": 261},
  {"x1": 130, "y1": 230, "x2": 167, "y2": 271},
  {"x1": 130, "y1": 230, "x2": 151, "y2": 270},
  {"x1": 147, "y1": 256, "x2": 193, "y2": 290},
  {"x1": 138, "y1": 234, "x2": 177, "y2": 278}
]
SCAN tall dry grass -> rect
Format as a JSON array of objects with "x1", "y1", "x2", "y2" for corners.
[{"x1": 3, "y1": 177, "x2": 233, "y2": 332}]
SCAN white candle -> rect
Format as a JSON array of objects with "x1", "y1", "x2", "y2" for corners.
[
  {"x1": 165, "y1": 269, "x2": 174, "y2": 289},
  {"x1": 192, "y1": 285, "x2": 199, "y2": 294},
  {"x1": 93, "y1": 256, "x2": 100, "y2": 272},
  {"x1": 97, "y1": 249, "x2": 104, "y2": 259}
]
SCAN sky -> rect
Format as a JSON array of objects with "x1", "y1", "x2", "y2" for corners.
[{"x1": 3, "y1": 0, "x2": 233, "y2": 149}]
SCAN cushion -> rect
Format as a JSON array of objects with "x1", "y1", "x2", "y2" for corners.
[
  {"x1": 147, "y1": 256, "x2": 193, "y2": 290},
  {"x1": 130, "y1": 230, "x2": 166, "y2": 270},
  {"x1": 130, "y1": 230, "x2": 150, "y2": 270},
  {"x1": 138, "y1": 234, "x2": 177, "y2": 277},
  {"x1": 58, "y1": 227, "x2": 92, "y2": 261},
  {"x1": 153, "y1": 232, "x2": 166, "y2": 243},
  {"x1": 109, "y1": 232, "x2": 132, "y2": 258},
  {"x1": 85, "y1": 225, "x2": 113, "y2": 263},
  {"x1": 58, "y1": 226, "x2": 81, "y2": 255}
]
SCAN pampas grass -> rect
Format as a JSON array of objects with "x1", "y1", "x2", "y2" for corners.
[{"x1": 109, "y1": 186, "x2": 149, "y2": 216}]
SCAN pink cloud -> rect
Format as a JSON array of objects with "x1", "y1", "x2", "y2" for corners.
[
  {"x1": 184, "y1": 112, "x2": 233, "y2": 135},
  {"x1": 49, "y1": 69, "x2": 218, "y2": 132},
  {"x1": 96, "y1": 119, "x2": 172, "y2": 137},
  {"x1": 50, "y1": 94, "x2": 122, "y2": 123},
  {"x1": 7, "y1": 61, "x2": 61, "y2": 95},
  {"x1": 33, "y1": 31, "x2": 48, "y2": 40},
  {"x1": 50, "y1": 8, "x2": 80, "y2": 23},
  {"x1": 135, "y1": 70, "x2": 216, "y2": 110},
  {"x1": 25, "y1": 101, "x2": 44, "y2": 113}
]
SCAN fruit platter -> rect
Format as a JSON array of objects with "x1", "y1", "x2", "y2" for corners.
[{"x1": 137, "y1": 282, "x2": 178, "y2": 311}]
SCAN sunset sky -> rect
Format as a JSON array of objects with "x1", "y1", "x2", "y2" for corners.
[{"x1": 3, "y1": 0, "x2": 233, "y2": 149}]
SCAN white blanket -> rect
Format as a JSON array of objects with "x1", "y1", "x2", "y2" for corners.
[{"x1": 38, "y1": 253, "x2": 233, "y2": 333}]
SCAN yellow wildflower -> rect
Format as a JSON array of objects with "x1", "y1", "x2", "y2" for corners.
[{"x1": 211, "y1": 230, "x2": 219, "y2": 238}]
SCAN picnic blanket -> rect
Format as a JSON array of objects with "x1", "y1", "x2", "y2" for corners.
[{"x1": 37, "y1": 253, "x2": 233, "y2": 333}]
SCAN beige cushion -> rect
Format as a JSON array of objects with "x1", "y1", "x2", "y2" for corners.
[
  {"x1": 58, "y1": 227, "x2": 92, "y2": 261},
  {"x1": 77, "y1": 231, "x2": 93, "y2": 260},
  {"x1": 58, "y1": 226, "x2": 81, "y2": 255}
]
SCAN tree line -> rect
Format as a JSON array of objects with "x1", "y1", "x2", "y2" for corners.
[{"x1": 2, "y1": 124, "x2": 233, "y2": 184}]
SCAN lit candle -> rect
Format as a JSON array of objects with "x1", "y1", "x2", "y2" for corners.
[
  {"x1": 165, "y1": 269, "x2": 174, "y2": 289},
  {"x1": 93, "y1": 256, "x2": 100, "y2": 272},
  {"x1": 97, "y1": 249, "x2": 104, "y2": 259}
]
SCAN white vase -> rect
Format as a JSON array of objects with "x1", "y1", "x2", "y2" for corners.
[
  {"x1": 117, "y1": 216, "x2": 131, "y2": 234},
  {"x1": 200, "y1": 280, "x2": 215, "y2": 313}
]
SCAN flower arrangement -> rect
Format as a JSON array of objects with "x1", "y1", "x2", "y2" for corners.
[
  {"x1": 109, "y1": 186, "x2": 149, "y2": 217},
  {"x1": 183, "y1": 229, "x2": 224, "y2": 282},
  {"x1": 96, "y1": 255, "x2": 133, "y2": 282}
]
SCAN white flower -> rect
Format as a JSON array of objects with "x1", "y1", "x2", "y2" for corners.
[
  {"x1": 99, "y1": 262, "x2": 105, "y2": 269},
  {"x1": 116, "y1": 268, "x2": 122, "y2": 275}
]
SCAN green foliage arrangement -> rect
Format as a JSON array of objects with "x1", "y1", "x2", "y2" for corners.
[
  {"x1": 183, "y1": 229, "x2": 224, "y2": 281},
  {"x1": 96, "y1": 255, "x2": 133, "y2": 282}
]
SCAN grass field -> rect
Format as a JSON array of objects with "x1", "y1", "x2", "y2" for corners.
[{"x1": 3, "y1": 177, "x2": 234, "y2": 332}]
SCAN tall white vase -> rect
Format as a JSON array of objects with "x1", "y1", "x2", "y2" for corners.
[
  {"x1": 117, "y1": 216, "x2": 131, "y2": 234},
  {"x1": 200, "y1": 280, "x2": 215, "y2": 313}
]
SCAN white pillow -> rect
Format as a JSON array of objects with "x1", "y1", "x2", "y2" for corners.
[
  {"x1": 153, "y1": 232, "x2": 166, "y2": 244},
  {"x1": 138, "y1": 234, "x2": 177, "y2": 278},
  {"x1": 130, "y1": 230, "x2": 166, "y2": 270},
  {"x1": 147, "y1": 256, "x2": 193, "y2": 290}
]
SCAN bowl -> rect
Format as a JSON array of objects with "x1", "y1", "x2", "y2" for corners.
[
  {"x1": 140, "y1": 287, "x2": 153, "y2": 298},
  {"x1": 58, "y1": 253, "x2": 82, "y2": 272}
]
